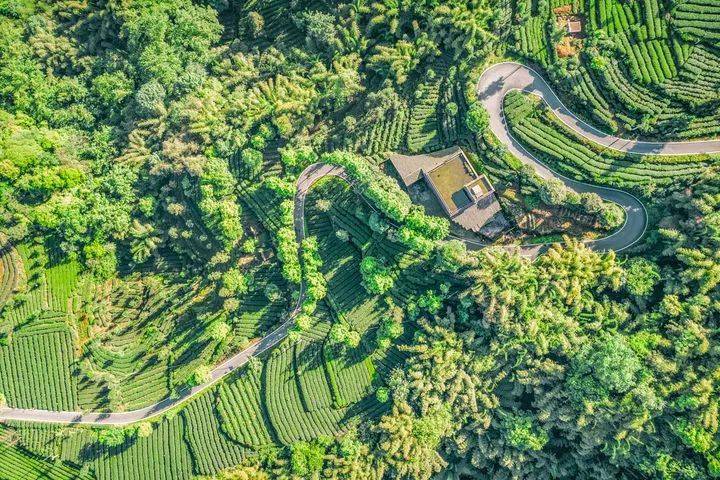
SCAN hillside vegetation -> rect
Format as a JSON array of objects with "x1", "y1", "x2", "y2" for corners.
[{"x1": 1, "y1": 1, "x2": 720, "y2": 479}]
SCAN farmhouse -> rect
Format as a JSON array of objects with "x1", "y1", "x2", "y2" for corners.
[{"x1": 389, "y1": 147, "x2": 508, "y2": 237}]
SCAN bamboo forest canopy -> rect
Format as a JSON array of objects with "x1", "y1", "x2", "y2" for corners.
[{"x1": 1, "y1": 1, "x2": 720, "y2": 480}]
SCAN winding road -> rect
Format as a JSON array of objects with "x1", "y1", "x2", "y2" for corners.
[{"x1": 0, "y1": 62, "x2": 714, "y2": 425}]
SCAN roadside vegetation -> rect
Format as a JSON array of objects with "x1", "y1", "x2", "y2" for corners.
[{"x1": 503, "y1": 90, "x2": 718, "y2": 189}]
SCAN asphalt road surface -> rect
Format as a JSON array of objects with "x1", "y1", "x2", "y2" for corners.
[{"x1": 477, "y1": 62, "x2": 652, "y2": 256}]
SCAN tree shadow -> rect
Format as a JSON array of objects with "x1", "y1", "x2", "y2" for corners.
[{"x1": 477, "y1": 76, "x2": 506, "y2": 101}]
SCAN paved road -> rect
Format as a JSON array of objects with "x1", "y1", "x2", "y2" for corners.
[
  {"x1": 0, "y1": 164, "x2": 346, "y2": 426},
  {"x1": 477, "y1": 62, "x2": 653, "y2": 255},
  {"x1": 2, "y1": 63, "x2": 711, "y2": 425},
  {"x1": 479, "y1": 62, "x2": 720, "y2": 156}
]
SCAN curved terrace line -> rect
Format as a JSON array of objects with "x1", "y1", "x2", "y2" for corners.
[
  {"x1": 1, "y1": 62, "x2": 692, "y2": 425},
  {"x1": 480, "y1": 62, "x2": 720, "y2": 155},
  {"x1": 0, "y1": 164, "x2": 346, "y2": 426},
  {"x1": 477, "y1": 61, "x2": 651, "y2": 255}
]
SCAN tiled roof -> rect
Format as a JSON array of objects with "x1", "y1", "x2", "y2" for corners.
[
  {"x1": 453, "y1": 192, "x2": 504, "y2": 233},
  {"x1": 388, "y1": 147, "x2": 464, "y2": 187}
]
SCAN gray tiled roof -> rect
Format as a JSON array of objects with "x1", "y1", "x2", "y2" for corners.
[
  {"x1": 388, "y1": 147, "x2": 464, "y2": 187},
  {"x1": 453, "y1": 192, "x2": 504, "y2": 233}
]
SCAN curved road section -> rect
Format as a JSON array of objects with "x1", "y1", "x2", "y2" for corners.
[
  {"x1": 1, "y1": 63, "x2": 712, "y2": 425},
  {"x1": 0, "y1": 164, "x2": 345, "y2": 426},
  {"x1": 479, "y1": 62, "x2": 649, "y2": 253},
  {"x1": 480, "y1": 62, "x2": 720, "y2": 156}
]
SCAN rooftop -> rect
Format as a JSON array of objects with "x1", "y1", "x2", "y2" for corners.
[
  {"x1": 388, "y1": 147, "x2": 506, "y2": 235},
  {"x1": 389, "y1": 147, "x2": 495, "y2": 215},
  {"x1": 567, "y1": 20, "x2": 582, "y2": 33},
  {"x1": 389, "y1": 147, "x2": 460, "y2": 188},
  {"x1": 425, "y1": 156, "x2": 477, "y2": 214}
]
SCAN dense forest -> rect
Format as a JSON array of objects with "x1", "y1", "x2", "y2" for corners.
[{"x1": 1, "y1": 0, "x2": 720, "y2": 479}]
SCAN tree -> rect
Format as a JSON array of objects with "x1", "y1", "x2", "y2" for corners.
[
  {"x1": 580, "y1": 191, "x2": 603, "y2": 214},
  {"x1": 320, "y1": 54, "x2": 365, "y2": 108},
  {"x1": 295, "y1": 314, "x2": 313, "y2": 331},
  {"x1": 346, "y1": 330, "x2": 361, "y2": 348},
  {"x1": 301, "y1": 236, "x2": 327, "y2": 314},
  {"x1": 137, "y1": 422, "x2": 153, "y2": 438},
  {"x1": 403, "y1": 208, "x2": 449, "y2": 241},
  {"x1": 589, "y1": 55, "x2": 607, "y2": 71},
  {"x1": 198, "y1": 157, "x2": 243, "y2": 250},
  {"x1": 83, "y1": 242, "x2": 117, "y2": 280},
  {"x1": 466, "y1": 103, "x2": 489, "y2": 133},
  {"x1": 376, "y1": 387, "x2": 390, "y2": 403},
  {"x1": 212, "y1": 463, "x2": 270, "y2": 479},
  {"x1": 329, "y1": 323, "x2": 360, "y2": 348},
  {"x1": 241, "y1": 148, "x2": 263, "y2": 177},
  {"x1": 598, "y1": 202, "x2": 625, "y2": 229},
  {"x1": 624, "y1": 257, "x2": 660, "y2": 297},
  {"x1": 376, "y1": 402, "x2": 452, "y2": 480},
  {"x1": 369, "y1": 212, "x2": 389, "y2": 233},
  {"x1": 276, "y1": 227, "x2": 302, "y2": 284},
  {"x1": 291, "y1": 438, "x2": 330, "y2": 476},
  {"x1": 92, "y1": 71, "x2": 134, "y2": 111},
  {"x1": 360, "y1": 256, "x2": 395, "y2": 294},
  {"x1": 329, "y1": 322, "x2": 350, "y2": 344},
  {"x1": 190, "y1": 365, "x2": 212, "y2": 386},
  {"x1": 368, "y1": 0, "x2": 415, "y2": 38},
  {"x1": 376, "y1": 312, "x2": 403, "y2": 349},
  {"x1": 241, "y1": 238, "x2": 257, "y2": 254},
  {"x1": 299, "y1": 11, "x2": 340, "y2": 54},
  {"x1": 209, "y1": 320, "x2": 231, "y2": 341},
  {"x1": 122, "y1": 0, "x2": 222, "y2": 87},
  {"x1": 364, "y1": 86, "x2": 403, "y2": 122},
  {"x1": 322, "y1": 151, "x2": 411, "y2": 222},
  {"x1": 429, "y1": 0, "x2": 493, "y2": 58},
  {"x1": 502, "y1": 413, "x2": 549, "y2": 452},
  {"x1": 220, "y1": 268, "x2": 248, "y2": 298},
  {"x1": 566, "y1": 333, "x2": 642, "y2": 405},
  {"x1": 417, "y1": 290, "x2": 442, "y2": 314},
  {"x1": 264, "y1": 283, "x2": 281, "y2": 302},
  {"x1": 435, "y1": 240, "x2": 475, "y2": 272},
  {"x1": 135, "y1": 80, "x2": 166, "y2": 117},
  {"x1": 367, "y1": 37, "x2": 438, "y2": 85},
  {"x1": 538, "y1": 178, "x2": 568, "y2": 205},
  {"x1": 97, "y1": 427, "x2": 129, "y2": 447},
  {"x1": 223, "y1": 298, "x2": 240, "y2": 314},
  {"x1": 279, "y1": 145, "x2": 317, "y2": 172},
  {"x1": 240, "y1": 11, "x2": 265, "y2": 39},
  {"x1": 130, "y1": 220, "x2": 160, "y2": 264}
]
